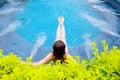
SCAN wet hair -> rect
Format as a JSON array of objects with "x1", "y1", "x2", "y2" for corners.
[{"x1": 53, "y1": 40, "x2": 66, "y2": 60}]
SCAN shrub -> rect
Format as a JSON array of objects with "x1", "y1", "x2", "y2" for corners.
[{"x1": 0, "y1": 40, "x2": 120, "y2": 80}]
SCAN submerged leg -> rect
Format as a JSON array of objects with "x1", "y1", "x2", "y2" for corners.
[{"x1": 55, "y1": 16, "x2": 68, "y2": 53}]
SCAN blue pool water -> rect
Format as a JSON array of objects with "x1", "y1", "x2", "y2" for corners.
[
  {"x1": 0, "y1": 0, "x2": 120, "y2": 61},
  {"x1": 16, "y1": 0, "x2": 100, "y2": 46}
]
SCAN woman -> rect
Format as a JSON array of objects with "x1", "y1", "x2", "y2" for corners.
[{"x1": 33, "y1": 16, "x2": 71, "y2": 66}]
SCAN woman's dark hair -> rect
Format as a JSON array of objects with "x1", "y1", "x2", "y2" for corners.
[{"x1": 53, "y1": 40, "x2": 66, "y2": 60}]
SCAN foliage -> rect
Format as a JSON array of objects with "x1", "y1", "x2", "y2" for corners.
[{"x1": 0, "y1": 40, "x2": 120, "y2": 80}]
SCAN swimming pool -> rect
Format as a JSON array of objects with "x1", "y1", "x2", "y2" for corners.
[{"x1": 0, "y1": 0, "x2": 120, "y2": 61}]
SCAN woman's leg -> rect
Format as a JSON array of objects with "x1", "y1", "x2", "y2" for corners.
[{"x1": 55, "y1": 16, "x2": 68, "y2": 53}]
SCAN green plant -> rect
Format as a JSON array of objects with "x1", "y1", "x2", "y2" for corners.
[{"x1": 0, "y1": 40, "x2": 120, "y2": 80}]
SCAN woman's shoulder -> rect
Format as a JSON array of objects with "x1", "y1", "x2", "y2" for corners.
[
  {"x1": 64, "y1": 53, "x2": 77, "y2": 63},
  {"x1": 49, "y1": 52, "x2": 56, "y2": 60},
  {"x1": 64, "y1": 53, "x2": 70, "y2": 59},
  {"x1": 64, "y1": 53, "x2": 70, "y2": 57}
]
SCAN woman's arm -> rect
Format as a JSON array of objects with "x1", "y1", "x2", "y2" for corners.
[{"x1": 33, "y1": 53, "x2": 54, "y2": 66}]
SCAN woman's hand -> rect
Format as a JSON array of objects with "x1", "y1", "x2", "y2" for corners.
[{"x1": 32, "y1": 63, "x2": 39, "y2": 66}]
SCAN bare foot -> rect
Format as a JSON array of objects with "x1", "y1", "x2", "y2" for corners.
[{"x1": 58, "y1": 16, "x2": 64, "y2": 24}]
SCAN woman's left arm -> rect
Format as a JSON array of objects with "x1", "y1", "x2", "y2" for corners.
[{"x1": 33, "y1": 53, "x2": 54, "y2": 66}]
